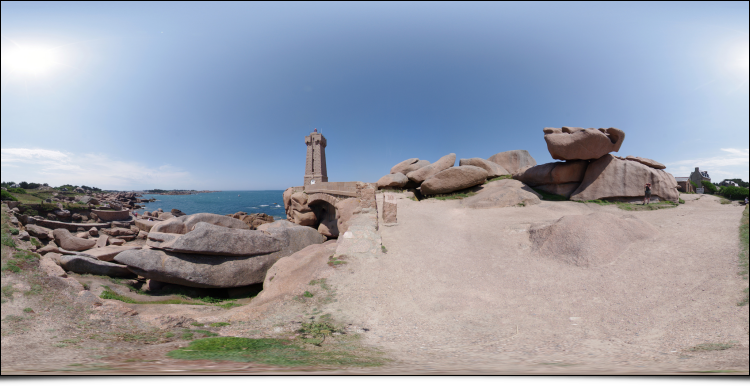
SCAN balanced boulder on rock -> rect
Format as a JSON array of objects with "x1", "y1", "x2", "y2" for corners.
[
  {"x1": 624, "y1": 155, "x2": 666, "y2": 170},
  {"x1": 570, "y1": 154, "x2": 679, "y2": 202},
  {"x1": 512, "y1": 160, "x2": 589, "y2": 199},
  {"x1": 487, "y1": 150, "x2": 537, "y2": 175},
  {"x1": 420, "y1": 166, "x2": 488, "y2": 195},
  {"x1": 543, "y1": 127, "x2": 625, "y2": 161}
]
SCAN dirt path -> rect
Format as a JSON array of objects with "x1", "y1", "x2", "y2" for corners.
[{"x1": 326, "y1": 193, "x2": 749, "y2": 373}]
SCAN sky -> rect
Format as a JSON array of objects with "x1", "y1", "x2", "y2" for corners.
[{"x1": 1, "y1": 1, "x2": 748, "y2": 190}]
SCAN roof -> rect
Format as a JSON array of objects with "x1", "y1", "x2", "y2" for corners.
[
  {"x1": 675, "y1": 177, "x2": 689, "y2": 182},
  {"x1": 700, "y1": 171, "x2": 710, "y2": 178}
]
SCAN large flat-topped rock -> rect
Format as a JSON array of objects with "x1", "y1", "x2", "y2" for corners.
[
  {"x1": 487, "y1": 150, "x2": 536, "y2": 175},
  {"x1": 147, "y1": 222, "x2": 283, "y2": 256},
  {"x1": 150, "y1": 213, "x2": 250, "y2": 234}
]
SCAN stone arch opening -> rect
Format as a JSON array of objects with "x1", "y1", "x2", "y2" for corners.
[{"x1": 308, "y1": 195, "x2": 339, "y2": 238}]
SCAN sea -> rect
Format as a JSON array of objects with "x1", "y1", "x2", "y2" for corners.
[{"x1": 137, "y1": 190, "x2": 286, "y2": 219}]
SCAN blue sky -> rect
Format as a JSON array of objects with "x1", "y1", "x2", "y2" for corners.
[{"x1": 2, "y1": 2, "x2": 748, "y2": 190}]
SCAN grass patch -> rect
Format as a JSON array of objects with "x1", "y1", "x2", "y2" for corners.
[
  {"x1": 485, "y1": 175, "x2": 512, "y2": 183},
  {"x1": 303, "y1": 291, "x2": 314, "y2": 298},
  {"x1": 23, "y1": 307, "x2": 34, "y2": 313},
  {"x1": 428, "y1": 191, "x2": 477, "y2": 201},
  {"x1": 2, "y1": 250, "x2": 40, "y2": 273},
  {"x1": 191, "y1": 322, "x2": 205, "y2": 327},
  {"x1": 679, "y1": 198, "x2": 685, "y2": 204},
  {"x1": 581, "y1": 199, "x2": 678, "y2": 211},
  {"x1": 29, "y1": 237, "x2": 42, "y2": 247},
  {"x1": 328, "y1": 255, "x2": 347, "y2": 267},
  {"x1": 530, "y1": 188, "x2": 568, "y2": 201},
  {"x1": 167, "y1": 336, "x2": 387, "y2": 368},
  {"x1": 688, "y1": 343, "x2": 733, "y2": 352},
  {"x1": 99, "y1": 286, "x2": 205, "y2": 306},
  {"x1": 381, "y1": 245, "x2": 387, "y2": 253},
  {"x1": 720, "y1": 198, "x2": 732, "y2": 205},
  {"x1": 210, "y1": 322, "x2": 231, "y2": 327}
]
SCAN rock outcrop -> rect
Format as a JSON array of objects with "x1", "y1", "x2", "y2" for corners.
[
  {"x1": 406, "y1": 153, "x2": 456, "y2": 184},
  {"x1": 529, "y1": 212, "x2": 657, "y2": 267},
  {"x1": 487, "y1": 150, "x2": 537, "y2": 175},
  {"x1": 115, "y1": 220, "x2": 325, "y2": 288},
  {"x1": 377, "y1": 173, "x2": 409, "y2": 189},
  {"x1": 570, "y1": 154, "x2": 679, "y2": 202},
  {"x1": 53, "y1": 228, "x2": 96, "y2": 252},
  {"x1": 335, "y1": 198, "x2": 361, "y2": 235},
  {"x1": 461, "y1": 179, "x2": 542, "y2": 209},
  {"x1": 543, "y1": 127, "x2": 625, "y2": 161},
  {"x1": 150, "y1": 213, "x2": 250, "y2": 234},
  {"x1": 458, "y1": 158, "x2": 509, "y2": 179},
  {"x1": 624, "y1": 155, "x2": 666, "y2": 170},
  {"x1": 58, "y1": 254, "x2": 136, "y2": 277},
  {"x1": 512, "y1": 160, "x2": 589, "y2": 199},
  {"x1": 420, "y1": 166, "x2": 488, "y2": 195},
  {"x1": 147, "y1": 222, "x2": 283, "y2": 256}
]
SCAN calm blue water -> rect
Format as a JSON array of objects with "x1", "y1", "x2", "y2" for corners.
[{"x1": 137, "y1": 191, "x2": 286, "y2": 219}]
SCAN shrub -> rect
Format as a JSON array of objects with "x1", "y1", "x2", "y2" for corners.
[
  {"x1": 10, "y1": 228, "x2": 19, "y2": 235},
  {"x1": 7, "y1": 188, "x2": 27, "y2": 194},
  {"x1": 701, "y1": 180, "x2": 717, "y2": 194},
  {"x1": 1, "y1": 190, "x2": 18, "y2": 201},
  {"x1": 690, "y1": 180, "x2": 699, "y2": 189},
  {"x1": 719, "y1": 186, "x2": 749, "y2": 201}
]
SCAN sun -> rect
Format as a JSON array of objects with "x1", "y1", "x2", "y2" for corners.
[{"x1": 1, "y1": 45, "x2": 62, "y2": 75}]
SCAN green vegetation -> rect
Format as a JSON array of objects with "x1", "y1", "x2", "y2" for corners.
[
  {"x1": 29, "y1": 237, "x2": 42, "y2": 247},
  {"x1": 719, "y1": 178, "x2": 749, "y2": 188},
  {"x1": 7, "y1": 188, "x2": 27, "y2": 194},
  {"x1": 2, "y1": 250, "x2": 40, "y2": 273},
  {"x1": 381, "y1": 245, "x2": 387, "y2": 253},
  {"x1": 679, "y1": 198, "x2": 685, "y2": 204},
  {"x1": 701, "y1": 180, "x2": 718, "y2": 194},
  {"x1": 532, "y1": 188, "x2": 568, "y2": 201},
  {"x1": 328, "y1": 255, "x2": 347, "y2": 267},
  {"x1": 738, "y1": 206, "x2": 748, "y2": 307},
  {"x1": 1, "y1": 191, "x2": 18, "y2": 201},
  {"x1": 167, "y1": 335, "x2": 387, "y2": 368},
  {"x1": 98, "y1": 285, "x2": 243, "y2": 308},
  {"x1": 191, "y1": 322, "x2": 205, "y2": 327},
  {"x1": 303, "y1": 291, "x2": 314, "y2": 298},
  {"x1": 690, "y1": 180, "x2": 699, "y2": 189},
  {"x1": 210, "y1": 322, "x2": 231, "y2": 327},
  {"x1": 23, "y1": 307, "x2": 34, "y2": 313},
  {"x1": 718, "y1": 186, "x2": 749, "y2": 201},
  {"x1": 485, "y1": 175, "x2": 512, "y2": 183},
  {"x1": 9, "y1": 228, "x2": 19, "y2": 236},
  {"x1": 688, "y1": 343, "x2": 733, "y2": 352},
  {"x1": 429, "y1": 191, "x2": 477, "y2": 200},
  {"x1": 581, "y1": 199, "x2": 678, "y2": 211}
]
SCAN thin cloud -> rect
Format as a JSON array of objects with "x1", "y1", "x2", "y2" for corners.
[
  {"x1": 1, "y1": 148, "x2": 193, "y2": 190},
  {"x1": 666, "y1": 148, "x2": 749, "y2": 181}
]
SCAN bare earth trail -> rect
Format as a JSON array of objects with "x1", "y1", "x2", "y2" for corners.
[{"x1": 325, "y1": 193, "x2": 749, "y2": 373}]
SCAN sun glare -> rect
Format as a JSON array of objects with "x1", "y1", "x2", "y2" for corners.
[{"x1": 1, "y1": 45, "x2": 61, "y2": 75}]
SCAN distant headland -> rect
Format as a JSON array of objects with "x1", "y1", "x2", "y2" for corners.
[{"x1": 144, "y1": 189, "x2": 220, "y2": 195}]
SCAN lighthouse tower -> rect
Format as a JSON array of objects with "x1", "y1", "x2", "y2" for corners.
[{"x1": 304, "y1": 129, "x2": 328, "y2": 186}]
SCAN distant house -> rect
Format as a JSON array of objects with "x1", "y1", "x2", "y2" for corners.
[
  {"x1": 675, "y1": 177, "x2": 694, "y2": 193},
  {"x1": 689, "y1": 167, "x2": 711, "y2": 188},
  {"x1": 718, "y1": 180, "x2": 738, "y2": 187},
  {"x1": 10, "y1": 184, "x2": 20, "y2": 188}
]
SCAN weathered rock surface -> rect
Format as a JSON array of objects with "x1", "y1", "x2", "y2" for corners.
[
  {"x1": 544, "y1": 127, "x2": 625, "y2": 161},
  {"x1": 40, "y1": 255, "x2": 67, "y2": 277},
  {"x1": 115, "y1": 221, "x2": 325, "y2": 288},
  {"x1": 76, "y1": 232, "x2": 90, "y2": 239},
  {"x1": 150, "y1": 213, "x2": 250, "y2": 234},
  {"x1": 487, "y1": 150, "x2": 537, "y2": 175},
  {"x1": 529, "y1": 212, "x2": 657, "y2": 267},
  {"x1": 390, "y1": 158, "x2": 419, "y2": 174},
  {"x1": 459, "y1": 158, "x2": 509, "y2": 179},
  {"x1": 625, "y1": 155, "x2": 666, "y2": 169},
  {"x1": 421, "y1": 166, "x2": 488, "y2": 195},
  {"x1": 570, "y1": 154, "x2": 679, "y2": 202},
  {"x1": 289, "y1": 192, "x2": 317, "y2": 227},
  {"x1": 147, "y1": 222, "x2": 283, "y2": 256},
  {"x1": 406, "y1": 153, "x2": 456, "y2": 184},
  {"x1": 26, "y1": 225, "x2": 52, "y2": 240},
  {"x1": 18, "y1": 231, "x2": 30, "y2": 241},
  {"x1": 513, "y1": 161, "x2": 588, "y2": 186},
  {"x1": 253, "y1": 241, "x2": 338, "y2": 307},
  {"x1": 171, "y1": 208, "x2": 187, "y2": 217},
  {"x1": 53, "y1": 228, "x2": 97, "y2": 252},
  {"x1": 109, "y1": 238, "x2": 125, "y2": 246},
  {"x1": 85, "y1": 245, "x2": 142, "y2": 262},
  {"x1": 135, "y1": 219, "x2": 158, "y2": 232},
  {"x1": 58, "y1": 254, "x2": 136, "y2": 277},
  {"x1": 37, "y1": 241, "x2": 60, "y2": 255},
  {"x1": 95, "y1": 235, "x2": 108, "y2": 248},
  {"x1": 88, "y1": 227, "x2": 99, "y2": 237},
  {"x1": 461, "y1": 179, "x2": 542, "y2": 209},
  {"x1": 335, "y1": 198, "x2": 361, "y2": 235},
  {"x1": 377, "y1": 173, "x2": 409, "y2": 189}
]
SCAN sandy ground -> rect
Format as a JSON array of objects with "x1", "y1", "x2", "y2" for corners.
[
  {"x1": 2, "y1": 194, "x2": 747, "y2": 374},
  {"x1": 326, "y1": 193, "x2": 749, "y2": 373}
]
